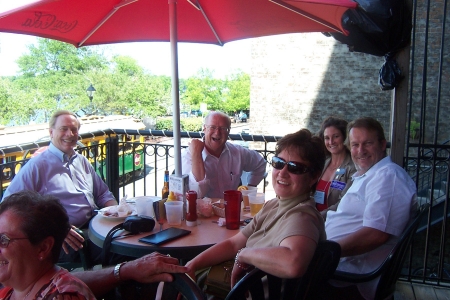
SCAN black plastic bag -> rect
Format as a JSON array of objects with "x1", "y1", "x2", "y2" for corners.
[
  {"x1": 328, "y1": 0, "x2": 412, "y2": 57},
  {"x1": 324, "y1": 0, "x2": 411, "y2": 90},
  {"x1": 379, "y1": 55, "x2": 404, "y2": 90}
]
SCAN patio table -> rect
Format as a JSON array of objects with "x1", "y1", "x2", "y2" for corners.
[{"x1": 88, "y1": 212, "x2": 246, "y2": 260}]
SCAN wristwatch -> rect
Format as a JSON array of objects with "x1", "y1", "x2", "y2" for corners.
[{"x1": 114, "y1": 262, "x2": 126, "y2": 281}]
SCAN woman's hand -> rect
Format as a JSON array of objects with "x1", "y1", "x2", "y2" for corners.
[
  {"x1": 184, "y1": 260, "x2": 198, "y2": 285},
  {"x1": 231, "y1": 263, "x2": 248, "y2": 288},
  {"x1": 62, "y1": 226, "x2": 85, "y2": 254},
  {"x1": 231, "y1": 248, "x2": 252, "y2": 288},
  {"x1": 185, "y1": 270, "x2": 197, "y2": 284}
]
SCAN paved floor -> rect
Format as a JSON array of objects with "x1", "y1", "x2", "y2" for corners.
[{"x1": 395, "y1": 281, "x2": 450, "y2": 300}]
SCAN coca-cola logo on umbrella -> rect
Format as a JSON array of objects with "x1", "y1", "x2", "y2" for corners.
[{"x1": 22, "y1": 12, "x2": 77, "y2": 33}]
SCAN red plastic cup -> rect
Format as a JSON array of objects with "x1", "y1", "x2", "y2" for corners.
[{"x1": 224, "y1": 190, "x2": 242, "y2": 230}]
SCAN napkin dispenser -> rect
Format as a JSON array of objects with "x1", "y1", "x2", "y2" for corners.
[{"x1": 152, "y1": 198, "x2": 167, "y2": 221}]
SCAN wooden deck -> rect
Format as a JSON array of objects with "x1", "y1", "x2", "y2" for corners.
[{"x1": 395, "y1": 282, "x2": 450, "y2": 300}]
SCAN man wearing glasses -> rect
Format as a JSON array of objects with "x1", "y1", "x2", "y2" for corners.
[
  {"x1": 2, "y1": 110, "x2": 119, "y2": 265},
  {"x1": 182, "y1": 111, "x2": 266, "y2": 198},
  {"x1": 321, "y1": 117, "x2": 417, "y2": 300}
]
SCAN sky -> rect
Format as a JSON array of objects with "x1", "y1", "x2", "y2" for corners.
[{"x1": 0, "y1": 0, "x2": 252, "y2": 79}]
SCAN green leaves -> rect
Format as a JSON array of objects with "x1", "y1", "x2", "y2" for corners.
[
  {"x1": 183, "y1": 68, "x2": 250, "y2": 114},
  {"x1": 1, "y1": 39, "x2": 250, "y2": 126}
]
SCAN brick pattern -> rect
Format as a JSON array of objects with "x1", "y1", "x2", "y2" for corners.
[
  {"x1": 250, "y1": 0, "x2": 449, "y2": 144},
  {"x1": 408, "y1": 0, "x2": 450, "y2": 143},
  {"x1": 250, "y1": 33, "x2": 391, "y2": 138}
]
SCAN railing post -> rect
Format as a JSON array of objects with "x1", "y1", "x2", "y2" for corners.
[{"x1": 106, "y1": 136, "x2": 120, "y2": 200}]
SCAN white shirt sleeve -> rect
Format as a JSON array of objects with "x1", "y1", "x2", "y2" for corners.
[{"x1": 181, "y1": 145, "x2": 210, "y2": 198}]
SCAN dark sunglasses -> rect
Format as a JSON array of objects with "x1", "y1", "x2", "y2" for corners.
[{"x1": 271, "y1": 156, "x2": 311, "y2": 175}]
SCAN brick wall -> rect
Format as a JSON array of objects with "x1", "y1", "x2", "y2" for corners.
[
  {"x1": 249, "y1": 0, "x2": 450, "y2": 144},
  {"x1": 249, "y1": 33, "x2": 392, "y2": 139},
  {"x1": 408, "y1": 0, "x2": 450, "y2": 143}
]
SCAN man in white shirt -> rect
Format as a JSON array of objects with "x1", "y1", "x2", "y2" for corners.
[
  {"x1": 181, "y1": 111, "x2": 266, "y2": 198},
  {"x1": 323, "y1": 117, "x2": 417, "y2": 300}
]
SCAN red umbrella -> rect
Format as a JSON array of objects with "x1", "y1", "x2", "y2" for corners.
[
  {"x1": 0, "y1": 0, "x2": 358, "y2": 175},
  {"x1": 0, "y1": 0, "x2": 357, "y2": 46}
]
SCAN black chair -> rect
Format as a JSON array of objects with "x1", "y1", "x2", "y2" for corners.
[
  {"x1": 168, "y1": 273, "x2": 207, "y2": 300},
  {"x1": 225, "y1": 240, "x2": 341, "y2": 300},
  {"x1": 331, "y1": 203, "x2": 430, "y2": 300},
  {"x1": 57, "y1": 228, "x2": 93, "y2": 271},
  {"x1": 114, "y1": 273, "x2": 206, "y2": 300}
]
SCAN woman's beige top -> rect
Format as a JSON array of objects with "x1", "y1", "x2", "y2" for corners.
[{"x1": 241, "y1": 195, "x2": 326, "y2": 248}]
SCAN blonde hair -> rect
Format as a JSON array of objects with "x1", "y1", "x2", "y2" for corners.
[{"x1": 49, "y1": 110, "x2": 80, "y2": 129}]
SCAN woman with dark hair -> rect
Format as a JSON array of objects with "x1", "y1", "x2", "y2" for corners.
[
  {"x1": 316, "y1": 116, "x2": 356, "y2": 219},
  {"x1": 0, "y1": 190, "x2": 95, "y2": 300},
  {"x1": 186, "y1": 129, "x2": 327, "y2": 288}
]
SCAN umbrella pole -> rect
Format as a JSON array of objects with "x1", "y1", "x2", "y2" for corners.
[{"x1": 169, "y1": 0, "x2": 182, "y2": 177}]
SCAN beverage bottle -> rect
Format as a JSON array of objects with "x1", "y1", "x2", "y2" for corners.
[
  {"x1": 186, "y1": 190, "x2": 198, "y2": 226},
  {"x1": 161, "y1": 170, "x2": 169, "y2": 199}
]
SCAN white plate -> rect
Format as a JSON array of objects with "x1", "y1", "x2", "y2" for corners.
[
  {"x1": 127, "y1": 196, "x2": 161, "y2": 203},
  {"x1": 97, "y1": 206, "x2": 137, "y2": 221},
  {"x1": 209, "y1": 198, "x2": 223, "y2": 203}
]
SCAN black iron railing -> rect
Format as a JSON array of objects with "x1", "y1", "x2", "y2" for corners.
[
  {"x1": 404, "y1": 141, "x2": 450, "y2": 286},
  {"x1": 0, "y1": 129, "x2": 280, "y2": 200},
  {"x1": 1, "y1": 129, "x2": 449, "y2": 285}
]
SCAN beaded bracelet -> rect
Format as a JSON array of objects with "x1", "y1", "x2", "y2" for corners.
[{"x1": 235, "y1": 248, "x2": 251, "y2": 270}]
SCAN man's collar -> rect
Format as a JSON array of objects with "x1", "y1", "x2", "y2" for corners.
[
  {"x1": 352, "y1": 156, "x2": 391, "y2": 178},
  {"x1": 203, "y1": 142, "x2": 229, "y2": 159},
  {"x1": 48, "y1": 143, "x2": 76, "y2": 162}
]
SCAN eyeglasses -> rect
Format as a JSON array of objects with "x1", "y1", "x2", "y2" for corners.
[
  {"x1": 205, "y1": 125, "x2": 230, "y2": 133},
  {"x1": 0, "y1": 233, "x2": 29, "y2": 248},
  {"x1": 57, "y1": 126, "x2": 79, "y2": 134},
  {"x1": 271, "y1": 156, "x2": 311, "y2": 175}
]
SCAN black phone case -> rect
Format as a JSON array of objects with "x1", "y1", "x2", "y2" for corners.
[{"x1": 138, "y1": 227, "x2": 191, "y2": 245}]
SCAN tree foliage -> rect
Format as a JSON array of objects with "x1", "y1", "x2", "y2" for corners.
[
  {"x1": 223, "y1": 72, "x2": 250, "y2": 114},
  {"x1": 17, "y1": 39, "x2": 107, "y2": 76},
  {"x1": 184, "y1": 68, "x2": 228, "y2": 111},
  {"x1": 0, "y1": 39, "x2": 250, "y2": 126}
]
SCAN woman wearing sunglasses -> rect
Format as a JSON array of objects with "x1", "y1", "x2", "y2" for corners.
[
  {"x1": 186, "y1": 129, "x2": 326, "y2": 291},
  {"x1": 316, "y1": 116, "x2": 356, "y2": 219},
  {"x1": 0, "y1": 191, "x2": 95, "y2": 300}
]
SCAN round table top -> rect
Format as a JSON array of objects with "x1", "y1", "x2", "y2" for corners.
[{"x1": 89, "y1": 213, "x2": 244, "y2": 259}]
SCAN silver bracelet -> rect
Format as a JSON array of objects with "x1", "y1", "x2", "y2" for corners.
[
  {"x1": 235, "y1": 260, "x2": 251, "y2": 270},
  {"x1": 114, "y1": 262, "x2": 126, "y2": 282},
  {"x1": 235, "y1": 248, "x2": 251, "y2": 270}
]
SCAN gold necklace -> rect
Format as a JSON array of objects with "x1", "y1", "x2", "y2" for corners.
[
  {"x1": 329, "y1": 160, "x2": 343, "y2": 170},
  {"x1": 11, "y1": 279, "x2": 36, "y2": 300},
  {"x1": 23, "y1": 280, "x2": 37, "y2": 300},
  {"x1": 331, "y1": 153, "x2": 346, "y2": 168},
  {"x1": 13, "y1": 266, "x2": 54, "y2": 300}
]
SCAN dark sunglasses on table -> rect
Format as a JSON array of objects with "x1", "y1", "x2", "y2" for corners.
[{"x1": 271, "y1": 156, "x2": 311, "y2": 175}]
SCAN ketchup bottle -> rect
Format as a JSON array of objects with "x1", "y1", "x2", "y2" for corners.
[{"x1": 186, "y1": 190, "x2": 198, "y2": 226}]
